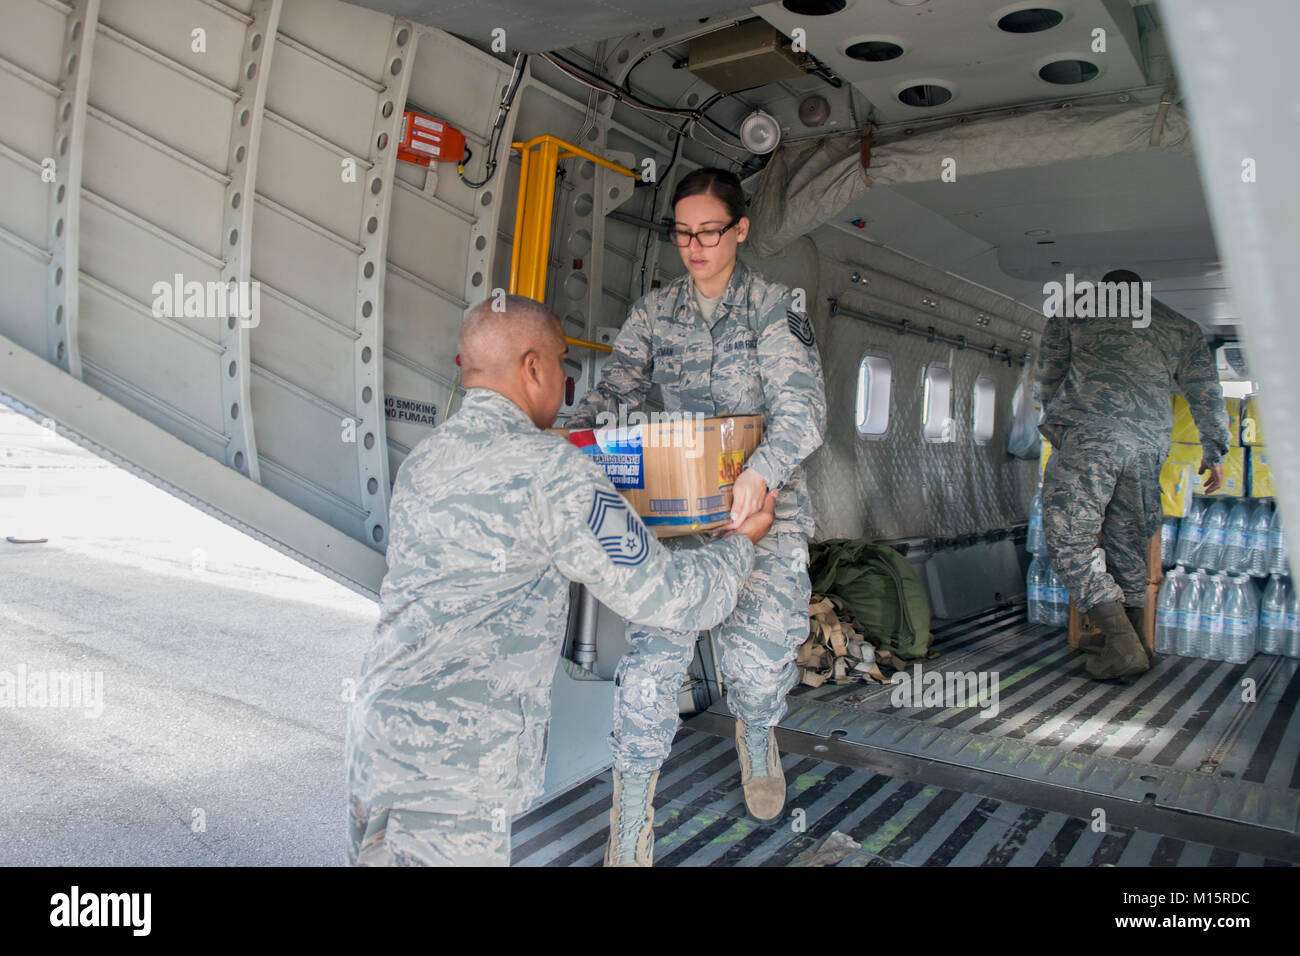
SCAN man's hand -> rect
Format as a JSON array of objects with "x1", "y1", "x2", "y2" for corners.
[
  {"x1": 727, "y1": 468, "x2": 769, "y2": 530},
  {"x1": 1200, "y1": 460, "x2": 1224, "y2": 494},
  {"x1": 730, "y1": 491, "x2": 777, "y2": 545}
]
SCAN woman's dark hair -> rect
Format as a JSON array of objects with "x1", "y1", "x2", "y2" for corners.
[{"x1": 671, "y1": 167, "x2": 747, "y2": 223}]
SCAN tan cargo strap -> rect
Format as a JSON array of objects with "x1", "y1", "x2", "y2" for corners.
[{"x1": 798, "y1": 594, "x2": 897, "y2": 688}]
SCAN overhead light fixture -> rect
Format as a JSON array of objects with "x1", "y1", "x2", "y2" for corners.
[
  {"x1": 890, "y1": 0, "x2": 930, "y2": 6},
  {"x1": 740, "y1": 110, "x2": 782, "y2": 154}
]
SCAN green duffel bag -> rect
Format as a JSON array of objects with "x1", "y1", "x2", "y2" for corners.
[{"x1": 808, "y1": 539, "x2": 935, "y2": 660}]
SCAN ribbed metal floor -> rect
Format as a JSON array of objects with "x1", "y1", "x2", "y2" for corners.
[
  {"x1": 511, "y1": 725, "x2": 1290, "y2": 866},
  {"x1": 513, "y1": 603, "x2": 1300, "y2": 866},
  {"x1": 773, "y1": 604, "x2": 1300, "y2": 830}
]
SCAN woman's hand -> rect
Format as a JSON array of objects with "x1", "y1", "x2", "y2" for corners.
[
  {"x1": 729, "y1": 491, "x2": 777, "y2": 545},
  {"x1": 727, "y1": 468, "x2": 769, "y2": 530}
]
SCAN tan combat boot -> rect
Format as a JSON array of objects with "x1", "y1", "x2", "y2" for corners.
[
  {"x1": 604, "y1": 769, "x2": 658, "y2": 867},
  {"x1": 735, "y1": 720, "x2": 786, "y2": 821},
  {"x1": 1078, "y1": 605, "x2": 1154, "y2": 665},
  {"x1": 1084, "y1": 601, "x2": 1151, "y2": 680}
]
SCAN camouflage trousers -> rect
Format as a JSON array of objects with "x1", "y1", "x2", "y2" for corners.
[
  {"x1": 348, "y1": 795, "x2": 510, "y2": 866},
  {"x1": 1041, "y1": 429, "x2": 1164, "y2": 614},
  {"x1": 610, "y1": 532, "x2": 811, "y2": 773}
]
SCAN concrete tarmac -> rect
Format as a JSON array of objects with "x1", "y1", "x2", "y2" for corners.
[{"x1": 0, "y1": 407, "x2": 379, "y2": 865}]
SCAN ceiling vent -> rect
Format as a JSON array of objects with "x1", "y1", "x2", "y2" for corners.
[{"x1": 687, "y1": 21, "x2": 806, "y2": 93}]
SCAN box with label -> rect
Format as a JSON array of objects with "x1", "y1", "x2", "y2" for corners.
[
  {"x1": 1183, "y1": 445, "x2": 1245, "y2": 497},
  {"x1": 559, "y1": 414, "x2": 764, "y2": 537},
  {"x1": 1160, "y1": 461, "x2": 1194, "y2": 518},
  {"x1": 1248, "y1": 446, "x2": 1274, "y2": 498},
  {"x1": 1241, "y1": 395, "x2": 1265, "y2": 446}
]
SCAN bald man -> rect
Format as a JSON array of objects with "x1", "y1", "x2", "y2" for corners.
[{"x1": 344, "y1": 295, "x2": 774, "y2": 866}]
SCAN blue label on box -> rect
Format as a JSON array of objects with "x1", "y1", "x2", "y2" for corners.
[{"x1": 574, "y1": 425, "x2": 644, "y2": 489}]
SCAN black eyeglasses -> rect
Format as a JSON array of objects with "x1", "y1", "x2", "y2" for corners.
[{"x1": 668, "y1": 220, "x2": 737, "y2": 248}]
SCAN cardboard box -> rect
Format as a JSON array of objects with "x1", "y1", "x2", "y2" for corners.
[
  {"x1": 1242, "y1": 395, "x2": 1265, "y2": 446},
  {"x1": 1160, "y1": 461, "x2": 1194, "y2": 518},
  {"x1": 1248, "y1": 445, "x2": 1275, "y2": 498},
  {"x1": 1171, "y1": 393, "x2": 1200, "y2": 445},
  {"x1": 1172, "y1": 394, "x2": 1240, "y2": 447},
  {"x1": 1191, "y1": 446, "x2": 1245, "y2": 497},
  {"x1": 558, "y1": 414, "x2": 763, "y2": 536}
]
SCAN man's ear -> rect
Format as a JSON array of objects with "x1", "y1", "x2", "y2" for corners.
[{"x1": 521, "y1": 349, "x2": 540, "y2": 383}]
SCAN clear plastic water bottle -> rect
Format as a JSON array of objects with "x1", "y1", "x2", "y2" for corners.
[
  {"x1": 1222, "y1": 500, "x2": 1253, "y2": 574},
  {"x1": 1176, "y1": 570, "x2": 1206, "y2": 658},
  {"x1": 1027, "y1": 486, "x2": 1046, "y2": 556},
  {"x1": 1268, "y1": 508, "x2": 1291, "y2": 576},
  {"x1": 1285, "y1": 583, "x2": 1300, "y2": 660},
  {"x1": 1258, "y1": 574, "x2": 1288, "y2": 655},
  {"x1": 1043, "y1": 566, "x2": 1070, "y2": 626},
  {"x1": 1160, "y1": 518, "x2": 1179, "y2": 570},
  {"x1": 1199, "y1": 500, "x2": 1230, "y2": 572},
  {"x1": 1154, "y1": 568, "x2": 1184, "y2": 654},
  {"x1": 1221, "y1": 574, "x2": 1256, "y2": 664},
  {"x1": 1201, "y1": 573, "x2": 1228, "y2": 660},
  {"x1": 1026, "y1": 553, "x2": 1045, "y2": 623},
  {"x1": 1175, "y1": 497, "x2": 1208, "y2": 568},
  {"x1": 1248, "y1": 500, "x2": 1273, "y2": 577}
]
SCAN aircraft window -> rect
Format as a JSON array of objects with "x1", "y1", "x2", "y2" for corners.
[
  {"x1": 973, "y1": 375, "x2": 996, "y2": 443},
  {"x1": 922, "y1": 364, "x2": 954, "y2": 442},
  {"x1": 856, "y1": 354, "x2": 892, "y2": 437}
]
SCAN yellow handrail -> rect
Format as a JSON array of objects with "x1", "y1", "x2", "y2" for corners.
[{"x1": 508, "y1": 135, "x2": 635, "y2": 354}]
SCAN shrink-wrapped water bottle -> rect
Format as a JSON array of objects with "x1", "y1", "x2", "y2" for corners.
[
  {"x1": 1222, "y1": 574, "x2": 1256, "y2": 664},
  {"x1": 1258, "y1": 574, "x2": 1288, "y2": 655},
  {"x1": 1026, "y1": 553, "x2": 1046, "y2": 623},
  {"x1": 1199, "y1": 500, "x2": 1230, "y2": 572},
  {"x1": 1160, "y1": 518, "x2": 1179, "y2": 570},
  {"x1": 1268, "y1": 508, "x2": 1291, "y2": 576},
  {"x1": 1248, "y1": 501, "x2": 1273, "y2": 577},
  {"x1": 1043, "y1": 565, "x2": 1070, "y2": 626},
  {"x1": 1027, "y1": 487, "x2": 1046, "y2": 556},
  {"x1": 1175, "y1": 498, "x2": 1207, "y2": 567},
  {"x1": 1154, "y1": 568, "x2": 1184, "y2": 655},
  {"x1": 1176, "y1": 570, "x2": 1206, "y2": 658},
  {"x1": 1285, "y1": 583, "x2": 1300, "y2": 659},
  {"x1": 1201, "y1": 573, "x2": 1228, "y2": 660},
  {"x1": 1222, "y1": 500, "x2": 1253, "y2": 574}
]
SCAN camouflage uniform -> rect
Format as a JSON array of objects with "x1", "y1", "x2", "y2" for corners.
[
  {"x1": 1035, "y1": 298, "x2": 1230, "y2": 612},
  {"x1": 345, "y1": 388, "x2": 756, "y2": 866},
  {"x1": 568, "y1": 260, "x2": 827, "y2": 772}
]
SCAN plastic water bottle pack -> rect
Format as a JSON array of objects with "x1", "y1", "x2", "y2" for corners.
[
  {"x1": 1027, "y1": 486, "x2": 1046, "y2": 556},
  {"x1": 1026, "y1": 553, "x2": 1045, "y2": 624},
  {"x1": 1248, "y1": 501, "x2": 1273, "y2": 577},
  {"x1": 1174, "y1": 498, "x2": 1208, "y2": 568},
  {"x1": 1198, "y1": 500, "x2": 1230, "y2": 572},
  {"x1": 1258, "y1": 575, "x2": 1290, "y2": 656},
  {"x1": 1268, "y1": 507, "x2": 1291, "y2": 576},
  {"x1": 1222, "y1": 500, "x2": 1253, "y2": 573},
  {"x1": 1160, "y1": 518, "x2": 1179, "y2": 571},
  {"x1": 1154, "y1": 567, "x2": 1184, "y2": 655}
]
